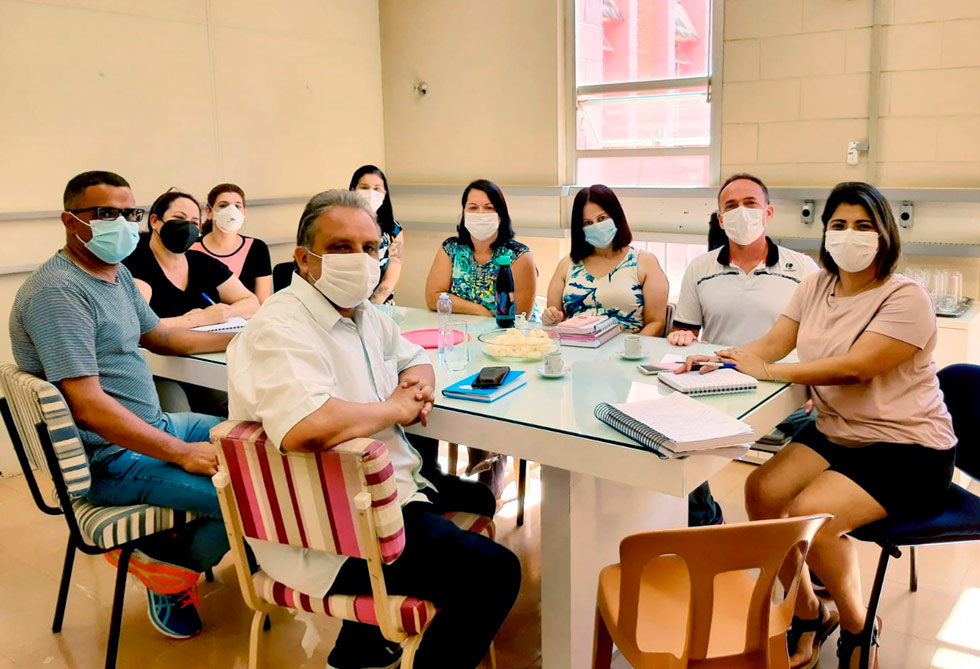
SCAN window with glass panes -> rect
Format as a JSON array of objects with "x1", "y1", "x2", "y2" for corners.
[{"x1": 574, "y1": 0, "x2": 720, "y2": 187}]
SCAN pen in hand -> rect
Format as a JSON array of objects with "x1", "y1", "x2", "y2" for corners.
[
  {"x1": 201, "y1": 292, "x2": 216, "y2": 305},
  {"x1": 692, "y1": 361, "x2": 737, "y2": 374}
]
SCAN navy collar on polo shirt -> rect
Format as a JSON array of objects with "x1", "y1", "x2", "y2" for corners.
[{"x1": 717, "y1": 237, "x2": 780, "y2": 268}]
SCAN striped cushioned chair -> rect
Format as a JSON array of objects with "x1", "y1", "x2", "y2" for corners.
[
  {"x1": 211, "y1": 420, "x2": 497, "y2": 669},
  {"x1": 0, "y1": 364, "x2": 199, "y2": 669}
]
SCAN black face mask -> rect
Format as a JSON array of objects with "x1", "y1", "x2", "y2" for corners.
[{"x1": 159, "y1": 220, "x2": 200, "y2": 254}]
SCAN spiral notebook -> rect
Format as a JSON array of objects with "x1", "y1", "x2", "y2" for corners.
[
  {"x1": 192, "y1": 316, "x2": 248, "y2": 333},
  {"x1": 594, "y1": 392, "x2": 755, "y2": 457},
  {"x1": 657, "y1": 368, "x2": 758, "y2": 396}
]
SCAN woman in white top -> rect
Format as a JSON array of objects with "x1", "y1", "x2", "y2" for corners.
[{"x1": 543, "y1": 185, "x2": 668, "y2": 335}]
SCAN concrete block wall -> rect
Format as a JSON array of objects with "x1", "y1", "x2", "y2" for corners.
[{"x1": 721, "y1": 0, "x2": 980, "y2": 187}]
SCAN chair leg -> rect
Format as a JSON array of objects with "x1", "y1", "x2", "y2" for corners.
[
  {"x1": 448, "y1": 443, "x2": 459, "y2": 476},
  {"x1": 248, "y1": 611, "x2": 267, "y2": 669},
  {"x1": 860, "y1": 546, "x2": 895, "y2": 669},
  {"x1": 52, "y1": 536, "x2": 77, "y2": 633},
  {"x1": 909, "y1": 546, "x2": 918, "y2": 592},
  {"x1": 488, "y1": 641, "x2": 497, "y2": 669},
  {"x1": 105, "y1": 546, "x2": 133, "y2": 669},
  {"x1": 593, "y1": 607, "x2": 613, "y2": 669},
  {"x1": 205, "y1": 567, "x2": 214, "y2": 583},
  {"x1": 516, "y1": 459, "x2": 527, "y2": 527},
  {"x1": 401, "y1": 634, "x2": 423, "y2": 668}
]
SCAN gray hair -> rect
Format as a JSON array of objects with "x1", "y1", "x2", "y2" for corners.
[{"x1": 295, "y1": 189, "x2": 375, "y2": 248}]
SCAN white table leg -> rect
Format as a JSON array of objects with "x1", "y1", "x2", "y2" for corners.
[{"x1": 540, "y1": 466, "x2": 688, "y2": 669}]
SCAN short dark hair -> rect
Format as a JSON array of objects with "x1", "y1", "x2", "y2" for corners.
[
  {"x1": 63, "y1": 170, "x2": 130, "y2": 209},
  {"x1": 819, "y1": 182, "x2": 901, "y2": 280},
  {"x1": 718, "y1": 173, "x2": 770, "y2": 207},
  {"x1": 569, "y1": 185, "x2": 633, "y2": 262},
  {"x1": 707, "y1": 211, "x2": 727, "y2": 251},
  {"x1": 349, "y1": 165, "x2": 397, "y2": 236},
  {"x1": 456, "y1": 179, "x2": 514, "y2": 251},
  {"x1": 148, "y1": 189, "x2": 202, "y2": 233}
]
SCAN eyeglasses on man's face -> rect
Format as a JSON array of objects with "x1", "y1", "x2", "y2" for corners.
[{"x1": 68, "y1": 206, "x2": 145, "y2": 223}]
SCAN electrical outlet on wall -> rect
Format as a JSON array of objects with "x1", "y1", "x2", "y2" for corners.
[{"x1": 846, "y1": 141, "x2": 869, "y2": 166}]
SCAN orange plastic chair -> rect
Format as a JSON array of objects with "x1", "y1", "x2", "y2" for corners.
[{"x1": 593, "y1": 514, "x2": 831, "y2": 669}]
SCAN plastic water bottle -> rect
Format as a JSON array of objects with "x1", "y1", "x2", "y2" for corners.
[
  {"x1": 494, "y1": 254, "x2": 516, "y2": 328},
  {"x1": 436, "y1": 292, "x2": 453, "y2": 359}
]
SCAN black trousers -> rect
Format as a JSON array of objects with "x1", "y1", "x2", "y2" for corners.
[{"x1": 328, "y1": 469, "x2": 521, "y2": 668}]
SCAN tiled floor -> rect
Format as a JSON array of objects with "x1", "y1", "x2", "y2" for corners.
[{"x1": 2, "y1": 459, "x2": 980, "y2": 668}]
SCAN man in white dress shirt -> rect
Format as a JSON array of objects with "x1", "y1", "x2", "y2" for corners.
[{"x1": 226, "y1": 190, "x2": 520, "y2": 669}]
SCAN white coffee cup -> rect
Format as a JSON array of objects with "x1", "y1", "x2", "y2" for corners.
[
  {"x1": 544, "y1": 350, "x2": 564, "y2": 375},
  {"x1": 624, "y1": 334, "x2": 643, "y2": 358}
]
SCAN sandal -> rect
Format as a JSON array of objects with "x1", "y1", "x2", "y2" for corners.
[
  {"x1": 837, "y1": 616, "x2": 881, "y2": 669},
  {"x1": 787, "y1": 600, "x2": 840, "y2": 669}
]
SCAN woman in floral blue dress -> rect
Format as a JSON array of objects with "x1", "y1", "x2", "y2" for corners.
[
  {"x1": 425, "y1": 179, "x2": 537, "y2": 318},
  {"x1": 543, "y1": 184, "x2": 669, "y2": 336},
  {"x1": 425, "y1": 179, "x2": 538, "y2": 495}
]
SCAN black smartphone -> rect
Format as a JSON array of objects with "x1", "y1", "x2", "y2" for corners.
[{"x1": 472, "y1": 366, "x2": 510, "y2": 388}]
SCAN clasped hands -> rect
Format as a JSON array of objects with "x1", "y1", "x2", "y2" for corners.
[{"x1": 388, "y1": 375, "x2": 436, "y2": 427}]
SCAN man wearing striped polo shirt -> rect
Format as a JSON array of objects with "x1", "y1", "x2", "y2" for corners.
[
  {"x1": 668, "y1": 173, "x2": 819, "y2": 526},
  {"x1": 10, "y1": 171, "x2": 235, "y2": 640}
]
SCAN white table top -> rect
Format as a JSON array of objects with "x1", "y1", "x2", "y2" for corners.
[{"x1": 169, "y1": 306, "x2": 795, "y2": 454}]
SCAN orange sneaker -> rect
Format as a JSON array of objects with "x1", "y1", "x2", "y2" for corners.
[{"x1": 104, "y1": 549, "x2": 201, "y2": 595}]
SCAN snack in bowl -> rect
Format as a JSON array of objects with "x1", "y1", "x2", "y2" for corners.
[{"x1": 483, "y1": 328, "x2": 554, "y2": 359}]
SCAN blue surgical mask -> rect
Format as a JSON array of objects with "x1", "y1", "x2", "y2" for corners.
[
  {"x1": 583, "y1": 219, "x2": 617, "y2": 248},
  {"x1": 71, "y1": 213, "x2": 140, "y2": 264}
]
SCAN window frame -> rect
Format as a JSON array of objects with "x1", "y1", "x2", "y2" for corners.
[{"x1": 563, "y1": 0, "x2": 725, "y2": 188}]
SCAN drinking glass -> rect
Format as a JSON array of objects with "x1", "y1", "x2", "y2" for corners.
[
  {"x1": 445, "y1": 320, "x2": 470, "y2": 371},
  {"x1": 943, "y1": 271, "x2": 963, "y2": 311}
]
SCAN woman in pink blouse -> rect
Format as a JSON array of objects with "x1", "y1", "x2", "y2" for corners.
[{"x1": 681, "y1": 182, "x2": 955, "y2": 669}]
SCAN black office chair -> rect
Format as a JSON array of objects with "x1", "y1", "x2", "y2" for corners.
[
  {"x1": 849, "y1": 363, "x2": 980, "y2": 669},
  {"x1": 272, "y1": 261, "x2": 296, "y2": 293}
]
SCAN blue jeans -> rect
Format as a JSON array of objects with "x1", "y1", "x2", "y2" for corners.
[{"x1": 86, "y1": 412, "x2": 228, "y2": 573}]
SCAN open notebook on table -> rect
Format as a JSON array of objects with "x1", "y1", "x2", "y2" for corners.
[{"x1": 594, "y1": 391, "x2": 756, "y2": 458}]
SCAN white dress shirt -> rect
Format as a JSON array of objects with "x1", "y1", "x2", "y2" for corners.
[{"x1": 226, "y1": 274, "x2": 433, "y2": 596}]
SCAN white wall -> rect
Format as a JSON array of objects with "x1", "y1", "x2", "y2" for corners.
[{"x1": 0, "y1": 0, "x2": 386, "y2": 475}]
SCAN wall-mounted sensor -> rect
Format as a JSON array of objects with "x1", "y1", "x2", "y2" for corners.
[
  {"x1": 899, "y1": 201, "x2": 914, "y2": 229},
  {"x1": 846, "y1": 140, "x2": 869, "y2": 166},
  {"x1": 801, "y1": 199, "x2": 815, "y2": 225},
  {"x1": 413, "y1": 81, "x2": 428, "y2": 96}
]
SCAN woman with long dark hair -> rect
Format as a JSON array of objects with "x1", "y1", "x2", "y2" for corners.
[
  {"x1": 543, "y1": 184, "x2": 668, "y2": 335},
  {"x1": 123, "y1": 189, "x2": 259, "y2": 329},
  {"x1": 349, "y1": 165, "x2": 403, "y2": 304},
  {"x1": 425, "y1": 179, "x2": 537, "y2": 317}
]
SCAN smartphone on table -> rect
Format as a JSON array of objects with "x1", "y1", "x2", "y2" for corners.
[
  {"x1": 636, "y1": 363, "x2": 675, "y2": 376},
  {"x1": 472, "y1": 366, "x2": 511, "y2": 388}
]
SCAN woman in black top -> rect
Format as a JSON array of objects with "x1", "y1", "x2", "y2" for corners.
[
  {"x1": 124, "y1": 189, "x2": 259, "y2": 329},
  {"x1": 192, "y1": 183, "x2": 273, "y2": 303},
  {"x1": 349, "y1": 165, "x2": 403, "y2": 304}
]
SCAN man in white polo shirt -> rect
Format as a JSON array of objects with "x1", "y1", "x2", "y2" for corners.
[
  {"x1": 669, "y1": 174, "x2": 818, "y2": 347},
  {"x1": 668, "y1": 173, "x2": 818, "y2": 526}
]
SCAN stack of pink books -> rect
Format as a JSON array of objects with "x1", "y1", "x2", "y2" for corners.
[{"x1": 555, "y1": 315, "x2": 622, "y2": 348}]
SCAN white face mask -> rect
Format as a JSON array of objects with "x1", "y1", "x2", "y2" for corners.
[
  {"x1": 721, "y1": 205, "x2": 767, "y2": 246},
  {"x1": 353, "y1": 188, "x2": 385, "y2": 213},
  {"x1": 824, "y1": 229, "x2": 880, "y2": 273},
  {"x1": 464, "y1": 212, "x2": 500, "y2": 241},
  {"x1": 306, "y1": 250, "x2": 381, "y2": 308},
  {"x1": 213, "y1": 206, "x2": 245, "y2": 233}
]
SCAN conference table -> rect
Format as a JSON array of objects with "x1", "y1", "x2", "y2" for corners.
[{"x1": 144, "y1": 306, "x2": 806, "y2": 668}]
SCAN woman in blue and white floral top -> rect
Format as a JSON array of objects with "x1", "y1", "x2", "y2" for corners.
[
  {"x1": 543, "y1": 185, "x2": 669, "y2": 336},
  {"x1": 425, "y1": 179, "x2": 537, "y2": 317}
]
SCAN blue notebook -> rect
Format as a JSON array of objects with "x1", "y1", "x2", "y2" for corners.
[{"x1": 441, "y1": 370, "x2": 527, "y2": 403}]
